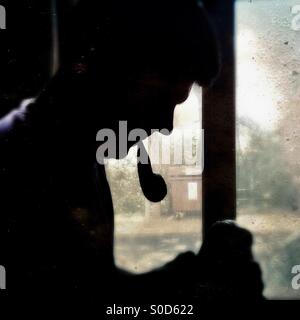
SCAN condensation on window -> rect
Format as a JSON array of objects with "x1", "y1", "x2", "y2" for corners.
[
  {"x1": 236, "y1": 0, "x2": 300, "y2": 299},
  {"x1": 107, "y1": 84, "x2": 203, "y2": 274}
]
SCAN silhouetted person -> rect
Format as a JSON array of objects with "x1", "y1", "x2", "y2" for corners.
[
  {"x1": 0, "y1": 0, "x2": 219, "y2": 293},
  {"x1": 0, "y1": 0, "x2": 263, "y2": 300}
]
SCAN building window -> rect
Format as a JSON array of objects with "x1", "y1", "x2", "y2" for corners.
[{"x1": 188, "y1": 182, "x2": 198, "y2": 201}]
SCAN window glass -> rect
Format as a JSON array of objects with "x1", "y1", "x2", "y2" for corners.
[
  {"x1": 107, "y1": 85, "x2": 203, "y2": 273},
  {"x1": 188, "y1": 182, "x2": 198, "y2": 201},
  {"x1": 236, "y1": 0, "x2": 300, "y2": 298}
]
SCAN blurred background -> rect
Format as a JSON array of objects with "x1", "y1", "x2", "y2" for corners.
[{"x1": 236, "y1": 0, "x2": 300, "y2": 299}]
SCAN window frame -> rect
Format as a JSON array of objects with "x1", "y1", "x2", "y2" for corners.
[{"x1": 202, "y1": 0, "x2": 237, "y2": 237}]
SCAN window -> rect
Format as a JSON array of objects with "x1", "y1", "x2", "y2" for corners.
[
  {"x1": 236, "y1": 0, "x2": 300, "y2": 299},
  {"x1": 107, "y1": 85, "x2": 203, "y2": 273},
  {"x1": 108, "y1": 1, "x2": 300, "y2": 299},
  {"x1": 188, "y1": 182, "x2": 198, "y2": 200}
]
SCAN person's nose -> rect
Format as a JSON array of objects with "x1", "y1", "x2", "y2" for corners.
[{"x1": 172, "y1": 81, "x2": 193, "y2": 105}]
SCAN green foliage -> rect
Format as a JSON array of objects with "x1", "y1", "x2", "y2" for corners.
[
  {"x1": 107, "y1": 163, "x2": 144, "y2": 215},
  {"x1": 237, "y1": 126, "x2": 299, "y2": 210}
]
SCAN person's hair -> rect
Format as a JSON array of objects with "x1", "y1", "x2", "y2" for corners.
[{"x1": 61, "y1": 0, "x2": 220, "y2": 86}]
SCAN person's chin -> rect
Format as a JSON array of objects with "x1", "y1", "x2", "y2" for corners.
[{"x1": 144, "y1": 113, "x2": 175, "y2": 135}]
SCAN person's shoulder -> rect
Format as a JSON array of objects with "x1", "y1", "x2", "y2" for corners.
[{"x1": 0, "y1": 98, "x2": 35, "y2": 138}]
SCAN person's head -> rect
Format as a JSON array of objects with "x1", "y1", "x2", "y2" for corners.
[{"x1": 61, "y1": 0, "x2": 220, "y2": 134}]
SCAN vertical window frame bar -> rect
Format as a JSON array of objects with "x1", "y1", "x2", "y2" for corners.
[{"x1": 202, "y1": 0, "x2": 237, "y2": 237}]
